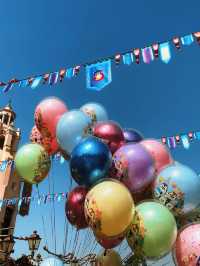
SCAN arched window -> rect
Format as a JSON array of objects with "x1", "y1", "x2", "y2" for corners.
[
  {"x1": 0, "y1": 136, "x2": 5, "y2": 150},
  {"x1": 3, "y1": 114, "x2": 9, "y2": 125}
]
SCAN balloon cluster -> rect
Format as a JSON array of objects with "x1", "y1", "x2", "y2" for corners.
[{"x1": 14, "y1": 97, "x2": 200, "y2": 265}]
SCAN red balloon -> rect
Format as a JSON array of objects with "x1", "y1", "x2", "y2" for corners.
[
  {"x1": 93, "y1": 121, "x2": 125, "y2": 154},
  {"x1": 34, "y1": 97, "x2": 68, "y2": 140},
  {"x1": 30, "y1": 126, "x2": 59, "y2": 155},
  {"x1": 65, "y1": 186, "x2": 88, "y2": 229},
  {"x1": 96, "y1": 234, "x2": 124, "y2": 249},
  {"x1": 140, "y1": 139, "x2": 173, "y2": 174}
]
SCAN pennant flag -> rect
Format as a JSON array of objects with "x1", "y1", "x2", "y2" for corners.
[
  {"x1": 3, "y1": 83, "x2": 13, "y2": 93},
  {"x1": 193, "y1": 32, "x2": 200, "y2": 45},
  {"x1": 86, "y1": 60, "x2": 112, "y2": 91},
  {"x1": 43, "y1": 73, "x2": 50, "y2": 84},
  {"x1": 59, "y1": 69, "x2": 66, "y2": 81},
  {"x1": 57, "y1": 194, "x2": 62, "y2": 202},
  {"x1": 0, "y1": 160, "x2": 7, "y2": 172},
  {"x1": 49, "y1": 72, "x2": 59, "y2": 85},
  {"x1": 142, "y1": 47, "x2": 154, "y2": 64},
  {"x1": 172, "y1": 37, "x2": 181, "y2": 50},
  {"x1": 168, "y1": 136, "x2": 176, "y2": 149},
  {"x1": 181, "y1": 34, "x2": 194, "y2": 46},
  {"x1": 65, "y1": 68, "x2": 74, "y2": 79},
  {"x1": 123, "y1": 53, "x2": 134, "y2": 65},
  {"x1": 18, "y1": 199, "x2": 22, "y2": 208},
  {"x1": 181, "y1": 135, "x2": 190, "y2": 149},
  {"x1": 195, "y1": 131, "x2": 200, "y2": 140},
  {"x1": 133, "y1": 48, "x2": 140, "y2": 64},
  {"x1": 115, "y1": 54, "x2": 121, "y2": 65},
  {"x1": 74, "y1": 65, "x2": 81, "y2": 76},
  {"x1": 159, "y1": 42, "x2": 171, "y2": 64},
  {"x1": 152, "y1": 43, "x2": 159, "y2": 58},
  {"x1": 31, "y1": 76, "x2": 42, "y2": 89},
  {"x1": 60, "y1": 156, "x2": 65, "y2": 164},
  {"x1": 19, "y1": 79, "x2": 29, "y2": 88}
]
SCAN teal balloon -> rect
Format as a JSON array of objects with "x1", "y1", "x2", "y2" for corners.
[
  {"x1": 80, "y1": 102, "x2": 108, "y2": 123},
  {"x1": 56, "y1": 110, "x2": 92, "y2": 154},
  {"x1": 153, "y1": 163, "x2": 200, "y2": 216},
  {"x1": 40, "y1": 257, "x2": 64, "y2": 266}
]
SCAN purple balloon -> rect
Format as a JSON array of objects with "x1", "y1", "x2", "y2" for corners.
[
  {"x1": 113, "y1": 143, "x2": 155, "y2": 193},
  {"x1": 123, "y1": 128, "x2": 143, "y2": 143}
]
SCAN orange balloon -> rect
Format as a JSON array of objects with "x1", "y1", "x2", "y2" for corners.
[{"x1": 140, "y1": 139, "x2": 173, "y2": 173}]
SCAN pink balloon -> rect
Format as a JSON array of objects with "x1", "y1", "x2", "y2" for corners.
[
  {"x1": 173, "y1": 223, "x2": 200, "y2": 266},
  {"x1": 30, "y1": 125, "x2": 59, "y2": 155},
  {"x1": 140, "y1": 139, "x2": 173, "y2": 173},
  {"x1": 34, "y1": 97, "x2": 68, "y2": 140},
  {"x1": 30, "y1": 125, "x2": 43, "y2": 145}
]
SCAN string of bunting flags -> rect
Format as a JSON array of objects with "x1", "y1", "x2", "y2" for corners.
[
  {"x1": 0, "y1": 191, "x2": 67, "y2": 209},
  {"x1": 161, "y1": 129, "x2": 200, "y2": 150},
  {"x1": 1, "y1": 30, "x2": 200, "y2": 93}
]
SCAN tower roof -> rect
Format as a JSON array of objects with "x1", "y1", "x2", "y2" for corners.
[{"x1": 0, "y1": 101, "x2": 16, "y2": 120}]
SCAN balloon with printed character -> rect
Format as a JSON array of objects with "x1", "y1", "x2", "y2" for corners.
[
  {"x1": 80, "y1": 102, "x2": 108, "y2": 124},
  {"x1": 153, "y1": 163, "x2": 200, "y2": 217},
  {"x1": 173, "y1": 223, "x2": 200, "y2": 266},
  {"x1": 113, "y1": 143, "x2": 155, "y2": 193},
  {"x1": 15, "y1": 143, "x2": 51, "y2": 184}
]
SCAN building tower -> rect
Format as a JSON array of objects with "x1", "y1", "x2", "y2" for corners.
[{"x1": 0, "y1": 102, "x2": 21, "y2": 238}]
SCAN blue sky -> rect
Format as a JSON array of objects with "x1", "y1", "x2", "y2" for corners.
[{"x1": 0, "y1": 0, "x2": 200, "y2": 264}]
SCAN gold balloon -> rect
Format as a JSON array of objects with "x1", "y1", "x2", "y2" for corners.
[
  {"x1": 96, "y1": 250, "x2": 123, "y2": 266},
  {"x1": 84, "y1": 180, "x2": 134, "y2": 237}
]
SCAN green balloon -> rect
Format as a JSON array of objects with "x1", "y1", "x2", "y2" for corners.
[
  {"x1": 126, "y1": 201, "x2": 177, "y2": 259},
  {"x1": 97, "y1": 250, "x2": 123, "y2": 266},
  {"x1": 15, "y1": 143, "x2": 51, "y2": 184}
]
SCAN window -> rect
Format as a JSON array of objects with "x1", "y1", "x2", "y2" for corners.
[
  {"x1": 0, "y1": 136, "x2": 5, "y2": 150},
  {"x1": 4, "y1": 114, "x2": 9, "y2": 125}
]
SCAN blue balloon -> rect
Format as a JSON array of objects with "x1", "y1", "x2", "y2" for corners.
[
  {"x1": 40, "y1": 257, "x2": 64, "y2": 266},
  {"x1": 153, "y1": 163, "x2": 200, "y2": 216},
  {"x1": 70, "y1": 136, "x2": 112, "y2": 187},
  {"x1": 80, "y1": 102, "x2": 108, "y2": 123},
  {"x1": 56, "y1": 110, "x2": 92, "y2": 154}
]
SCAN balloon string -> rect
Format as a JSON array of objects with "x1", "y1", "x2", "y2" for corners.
[
  {"x1": 47, "y1": 170, "x2": 55, "y2": 251},
  {"x1": 73, "y1": 229, "x2": 79, "y2": 254},
  {"x1": 76, "y1": 230, "x2": 84, "y2": 258},
  {"x1": 51, "y1": 159, "x2": 57, "y2": 253},
  {"x1": 36, "y1": 185, "x2": 48, "y2": 248}
]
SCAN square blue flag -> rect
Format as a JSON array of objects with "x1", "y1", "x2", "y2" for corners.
[{"x1": 86, "y1": 60, "x2": 112, "y2": 91}]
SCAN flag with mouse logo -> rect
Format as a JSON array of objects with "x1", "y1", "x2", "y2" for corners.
[{"x1": 86, "y1": 60, "x2": 112, "y2": 91}]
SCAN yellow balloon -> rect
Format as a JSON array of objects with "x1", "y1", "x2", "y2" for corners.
[
  {"x1": 96, "y1": 250, "x2": 123, "y2": 266},
  {"x1": 84, "y1": 180, "x2": 134, "y2": 237}
]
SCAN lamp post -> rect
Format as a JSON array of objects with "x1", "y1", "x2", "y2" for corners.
[{"x1": 27, "y1": 231, "x2": 41, "y2": 259}]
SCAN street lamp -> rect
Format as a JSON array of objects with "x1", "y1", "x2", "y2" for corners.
[{"x1": 27, "y1": 231, "x2": 41, "y2": 258}]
